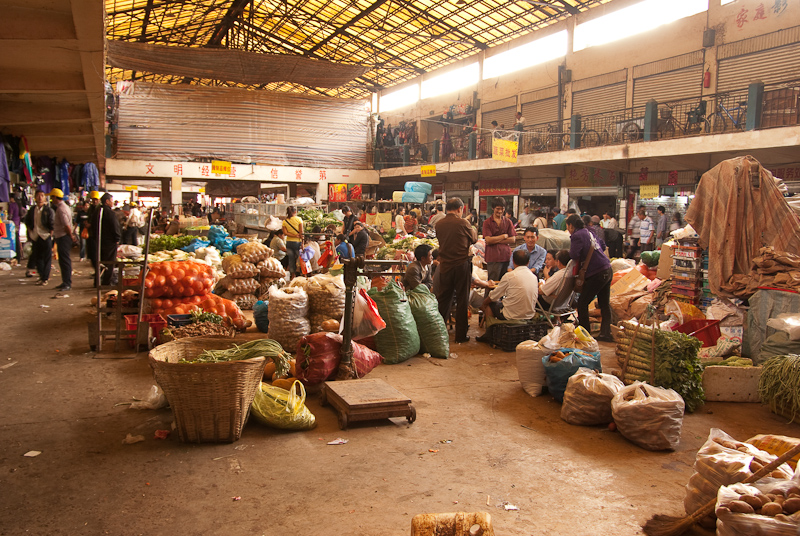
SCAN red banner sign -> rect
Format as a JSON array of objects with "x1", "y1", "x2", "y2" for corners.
[{"x1": 479, "y1": 178, "x2": 520, "y2": 196}]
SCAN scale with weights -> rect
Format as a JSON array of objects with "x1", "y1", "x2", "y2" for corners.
[{"x1": 319, "y1": 256, "x2": 417, "y2": 430}]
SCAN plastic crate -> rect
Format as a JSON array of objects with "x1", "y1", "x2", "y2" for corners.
[
  {"x1": 167, "y1": 314, "x2": 193, "y2": 327},
  {"x1": 674, "y1": 246, "x2": 701, "y2": 259},
  {"x1": 125, "y1": 314, "x2": 167, "y2": 347},
  {"x1": 671, "y1": 319, "x2": 721, "y2": 347},
  {"x1": 490, "y1": 321, "x2": 548, "y2": 352}
]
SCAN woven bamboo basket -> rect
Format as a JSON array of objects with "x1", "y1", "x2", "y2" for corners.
[{"x1": 149, "y1": 337, "x2": 265, "y2": 443}]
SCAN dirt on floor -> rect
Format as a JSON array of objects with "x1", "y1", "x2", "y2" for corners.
[{"x1": 1, "y1": 255, "x2": 799, "y2": 536}]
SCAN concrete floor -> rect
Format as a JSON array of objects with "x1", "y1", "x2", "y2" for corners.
[{"x1": 2, "y1": 256, "x2": 799, "y2": 536}]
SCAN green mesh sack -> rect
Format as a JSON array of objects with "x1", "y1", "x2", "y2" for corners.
[
  {"x1": 367, "y1": 281, "x2": 420, "y2": 364},
  {"x1": 407, "y1": 285, "x2": 450, "y2": 358}
]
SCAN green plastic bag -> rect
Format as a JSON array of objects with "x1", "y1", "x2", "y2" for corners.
[
  {"x1": 367, "y1": 281, "x2": 421, "y2": 364},
  {"x1": 250, "y1": 380, "x2": 316, "y2": 430},
  {"x1": 640, "y1": 250, "x2": 661, "y2": 267},
  {"x1": 407, "y1": 285, "x2": 450, "y2": 358}
]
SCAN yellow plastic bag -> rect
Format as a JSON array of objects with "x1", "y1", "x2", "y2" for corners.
[
  {"x1": 250, "y1": 380, "x2": 316, "y2": 430},
  {"x1": 574, "y1": 325, "x2": 593, "y2": 343}
]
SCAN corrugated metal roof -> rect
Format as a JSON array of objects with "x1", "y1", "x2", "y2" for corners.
[{"x1": 105, "y1": 0, "x2": 604, "y2": 99}]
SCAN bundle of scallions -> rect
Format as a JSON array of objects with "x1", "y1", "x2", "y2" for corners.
[
  {"x1": 758, "y1": 354, "x2": 800, "y2": 423},
  {"x1": 182, "y1": 339, "x2": 292, "y2": 377}
]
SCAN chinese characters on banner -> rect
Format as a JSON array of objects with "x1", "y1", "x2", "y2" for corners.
[
  {"x1": 421, "y1": 165, "x2": 436, "y2": 178},
  {"x1": 639, "y1": 183, "x2": 660, "y2": 199},
  {"x1": 329, "y1": 184, "x2": 347, "y2": 203},
  {"x1": 211, "y1": 160, "x2": 231, "y2": 175},
  {"x1": 564, "y1": 165, "x2": 618, "y2": 188},
  {"x1": 491, "y1": 138, "x2": 519, "y2": 163},
  {"x1": 478, "y1": 178, "x2": 520, "y2": 196},
  {"x1": 347, "y1": 184, "x2": 362, "y2": 200},
  {"x1": 768, "y1": 165, "x2": 800, "y2": 180}
]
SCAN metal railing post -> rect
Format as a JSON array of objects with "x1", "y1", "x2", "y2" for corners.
[
  {"x1": 433, "y1": 139, "x2": 440, "y2": 163},
  {"x1": 569, "y1": 114, "x2": 581, "y2": 149},
  {"x1": 746, "y1": 81, "x2": 764, "y2": 131},
  {"x1": 643, "y1": 100, "x2": 658, "y2": 141}
]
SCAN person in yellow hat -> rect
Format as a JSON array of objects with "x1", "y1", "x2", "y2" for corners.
[{"x1": 50, "y1": 188, "x2": 74, "y2": 291}]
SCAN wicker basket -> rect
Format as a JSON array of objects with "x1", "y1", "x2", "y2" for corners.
[{"x1": 149, "y1": 337, "x2": 265, "y2": 443}]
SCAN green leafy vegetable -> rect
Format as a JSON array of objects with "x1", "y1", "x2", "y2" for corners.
[
  {"x1": 149, "y1": 235, "x2": 196, "y2": 253},
  {"x1": 758, "y1": 354, "x2": 800, "y2": 423},
  {"x1": 190, "y1": 310, "x2": 223, "y2": 325}
]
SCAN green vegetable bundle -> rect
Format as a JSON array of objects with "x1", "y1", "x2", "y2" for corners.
[
  {"x1": 616, "y1": 321, "x2": 705, "y2": 412},
  {"x1": 149, "y1": 235, "x2": 196, "y2": 253},
  {"x1": 298, "y1": 208, "x2": 341, "y2": 230},
  {"x1": 185, "y1": 339, "x2": 292, "y2": 377},
  {"x1": 758, "y1": 354, "x2": 800, "y2": 423},
  {"x1": 190, "y1": 310, "x2": 223, "y2": 325}
]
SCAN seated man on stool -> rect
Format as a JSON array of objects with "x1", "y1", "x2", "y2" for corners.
[
  {"x1": 538, "y1": 249, "x2": 574, "y2": 309},
  {"x1": 476, "y1": 249, "x2": 538, "y2": 343}
]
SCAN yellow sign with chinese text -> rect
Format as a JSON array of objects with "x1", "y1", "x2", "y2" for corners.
[
  {"x1": 639, "y1": 183, "x2": 660, "y2": 199},
  {"x1": 125, "y1": 185, "x2": 138, "y2": 191},
  {"x1": 421, "y1": 165, "x2": 436, "y2": 178},
  {"x1": 211, "y1": 160, "x2": 231, "y2": 175},
  {"x1": 199, "y1": 187, "x2": 206, "y2": 193},
  {"x1": 491, "y1": 138, "x2": 518, "y2": 163}
]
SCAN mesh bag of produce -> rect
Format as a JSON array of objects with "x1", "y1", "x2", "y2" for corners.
[
  {"x1": 611, "y1": 382, "x2": 684, "y2": 451},
  {"x1": 258, "y1": 257, "x2": 287, "y2": 279},
  {"x1": 406, "y1": 285, "x2": 449, "y2": 358},
  {"x1": 561, "y1": 367, "x2": 624, "y2": 426},
  {"x1": 542, "y1": 348, "x2": 602, "y2": 403},
  {"x1": 233, "y1": 293, "x2": 257, "y2": 310},
  {"x1": 295, "y1": 332, "x2": 383, "y2": 387},
  {"x1": 306, "y1": 273, "x2": 346, "y2": 329},
  {"x1": 268, "y1": 286, "x2": 310, "y2": 352},
  {"x1": 236, "y1": 241, "x2": 273, "y2": 264},
  {"x1": 227, "y1": 277, "x2": 259, "y2": 295},
  {"x1": 684, "y1": 428, "x2": 794, "y2": 525},
  {"x1": 367, "y1": 281, "x2": 420, "y2": 364}
]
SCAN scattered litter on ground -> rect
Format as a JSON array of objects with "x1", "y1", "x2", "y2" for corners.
[
  {"x1": 23, "y1": 451, "x2": 41, "y2": 457},
  {"x1": 39, "y1": 305, "x2": 49, "y2": 308},
  {"x1": 503, "y1": 504, "x2": 519, "y2": 511},
  {"x1": 428, "y1": 449, "x2": 439, "y2": 453},
  {"x1": 449, "y1": 353, "x2": 458, "y2": 359},
  {"x1": 234, "y1": 444, "x2": 248, "y2": 450},
  {"x1": 327, "y1": 438, "x2": 348, "y2": 445},
  {"x1": 232, "y1": 496, "x2": 241, "y2": 501},
  {"x1": 486, "y1": 495, "x2": 491, "y2": 506},
  {"x1": 129, "y1": 385, "x2": 167, "y2": 410},
  {"x1": 154, "y1": 429, "x2": 170, "y2": 439},
  {"x1": 422, "y1": 353, "x2": 431, "y2": 358},
  {"x1": 0, "y1": 361, "x2": 17, "y2": 371},
  {"x1": 122, "y1": 434, "x2": 145, "y2": 444},
  {"x1": 439, "y1": 439, "x2": 452, "y2": 444},
  {"x1": 0, "y1": 263, "x2": 10, "y2": 271},
  {"x1": 520, "y1": 425, "x2": 535, "y2": 431},
  {"x1": 212, "y1": 454, "x2": 234, "y2": 461},
  {"x1": 52, "y1": 294, "x2": 69, "y2": 299}
]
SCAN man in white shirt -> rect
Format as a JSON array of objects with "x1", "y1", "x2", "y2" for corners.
[
  {"x1": 638, "y1": 208, "x2": 655, "y2": 252},
  {"x1": 476, "y1": 249, "x2": 538, "y2": 343},
  {"x1": 518, "y1": 205, "x2": 533, "y2": 228},
  {"x1": 601, "y1": 211, "x2": 618, "y2": 229},
  {"x1": 538, "y1": 250, "x2": 574, "y2": 309}
]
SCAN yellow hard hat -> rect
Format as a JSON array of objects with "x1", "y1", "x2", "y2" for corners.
[
  {"x1": 130, "y1": 201, "x2": 138, "y2": 207},
  {"x1": 89, "y1": 190, "x2": 101, "y2": 200},
  {"x1": 49, "y1": 188, "x2": 64, "y2": 199}
]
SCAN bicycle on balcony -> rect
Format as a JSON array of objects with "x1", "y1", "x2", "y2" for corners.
[
  {"x1": 563, "y1": 125, "x2": 601, "y2": 148},
  {"x1": 526, "y1": 123, "x2": 567, "y2": 153},
  {"x1": 709, "y1": 97, "x2": 747, "y2": 133},
  {"x1": 597, "y1": 118, "x2": 643, "y2": 144},
  {"x1": 657, "y1": 100, "x2": 710, "y2": 139}
]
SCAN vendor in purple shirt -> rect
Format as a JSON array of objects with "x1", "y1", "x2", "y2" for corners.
[{"x1": 566, "y1": 214, "x2": 613, "y2": 342}]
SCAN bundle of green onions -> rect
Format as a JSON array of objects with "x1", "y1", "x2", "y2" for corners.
[
  {"x1": 183, "y1": 339, "x2": 292, "y2": 377},
  {"x1": 758, "y1": 354, "x2": 800, "y2": 423},
  {"x1": 616, "y1": 320, "x2": 705, "y2": 412}
]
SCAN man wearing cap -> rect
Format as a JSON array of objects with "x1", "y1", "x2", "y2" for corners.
[
  {"x1": 99, "y1": 193, "x2": 122, "y2": 286},
  {"x1": 50, "y1": 189, "x2": 74, "y2": 291},
  {"x1": 23, "y1": 189, "x2": 55, "y2": 286},
  {"x1": 123, "y1": 201, "x2": 143, "y2": 245}
]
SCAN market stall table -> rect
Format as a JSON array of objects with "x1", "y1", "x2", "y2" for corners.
[{"x1": 320, "y1": 378, "x2": 416, "y2": 430}]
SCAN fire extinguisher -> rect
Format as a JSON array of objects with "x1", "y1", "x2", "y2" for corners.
[{"x1": 703, "y1": 69, "x2": 711, "y2": 88}]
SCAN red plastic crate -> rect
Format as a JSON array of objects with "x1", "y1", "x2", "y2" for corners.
[
  {"x1": 125, "y1": 314, "x2": 167, "y2": 347},
  {"x1": 671, "y1": 319, "x2": 721, "y2": 347}
]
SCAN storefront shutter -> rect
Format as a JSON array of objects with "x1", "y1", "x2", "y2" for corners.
[
  {"x1": 482, "y1": 96, "x2": 518, "y2": 130},
  {"x1": 633, "y1": 65, "x2": 704, "y2": 108},
  {"x1": 571, "y1": 83, "x2": 627, "y2": 116},
  {"x1": 718, "y1": 42, "x2": 800, "y2": 93}
]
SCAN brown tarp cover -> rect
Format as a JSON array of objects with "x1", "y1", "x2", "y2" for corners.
[
  {"x1": 685, "y1": 156, "x2": 800, "y2": 298},
  {"x1": 107, "y1": 40, "x2": 370, "y2": 89},
  {"x1": 729, "y1": 247, "x2": 800, "y2": 296}
]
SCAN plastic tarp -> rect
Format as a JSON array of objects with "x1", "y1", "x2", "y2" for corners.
[{"x1": 685, "y1": 156, "x2": 800, "y2": 298}]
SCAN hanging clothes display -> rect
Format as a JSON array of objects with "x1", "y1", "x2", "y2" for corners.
[
  {"x1": 80, "y1": 163, "x2": 100, "y2": 192},
  {"x1": 0, "y1": 141, "x2": 10, "y2": 203},
  {"x1": 58, "y1": 159, "x2": 71, "y2": 196}
]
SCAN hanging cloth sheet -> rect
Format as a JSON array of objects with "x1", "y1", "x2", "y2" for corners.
[
  {"x1": 685, "y1": 155, "x2": 800, "y2": 298},
  {"x1": 0, "y1": 141, "x2": 10, "y2": 203}
]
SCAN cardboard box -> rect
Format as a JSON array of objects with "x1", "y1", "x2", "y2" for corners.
[
  {"x1": 702, "y1": 365, "x2": 761, "y2": 403},
  {"x1": 657, "y1": 243, "x2": 675, "y2": 281}
]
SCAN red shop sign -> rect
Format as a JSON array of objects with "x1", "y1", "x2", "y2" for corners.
[{"x1": 478, "y1": 178, "x2": 520, "y2": 196}]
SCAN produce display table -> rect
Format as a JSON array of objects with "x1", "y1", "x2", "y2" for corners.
[{"x1": 320, "y1": 378, "x2": 416, "y2": 430}]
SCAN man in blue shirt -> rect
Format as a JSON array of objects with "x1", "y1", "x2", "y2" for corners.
[
  {"x1": 552, "y1": 208, "x2": 565, "y2": 230},
  {"x1": 508, "y1": 227, "x2": 547, "y2": 276}
]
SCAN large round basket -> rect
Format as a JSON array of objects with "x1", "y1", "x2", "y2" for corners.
[{"x1": 149, "y1": 337, "x2": 265, "y2": 443}]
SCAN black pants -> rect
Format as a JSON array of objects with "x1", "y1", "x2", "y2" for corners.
[
  {"x1": 122, "y1": 227, "x2": 138, "y2": 246},
  {"x1": 435, "y1": 261, "x2": 471, "y2": 341},
  {"x1": 286, "y1": 241, "x2": 301, "y2": 277},
  {"x1": 627, "y1": 238, "x2": 640, "y2": 259},
  {"x1": 607, "y1": 235, "x2": 624, "y2": 258},
  {"x1": 100, "y1": 243, "x2": 118, "y2": 286},
  {"x1": 87, "y1": 236, "x2": 97, "y2": 271},
  {"x1": 32, "y1": 236, "x2": 52, "y2": 282},
  {"x1": 577, "y1": 267, "x2": 613, "y2": 338},
  {"x1": 484, "y1": 261, "x2": 508, "y2": 297},
  {"x1": 55, "y1": 235, "x2": 72, "y2": 287}
]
